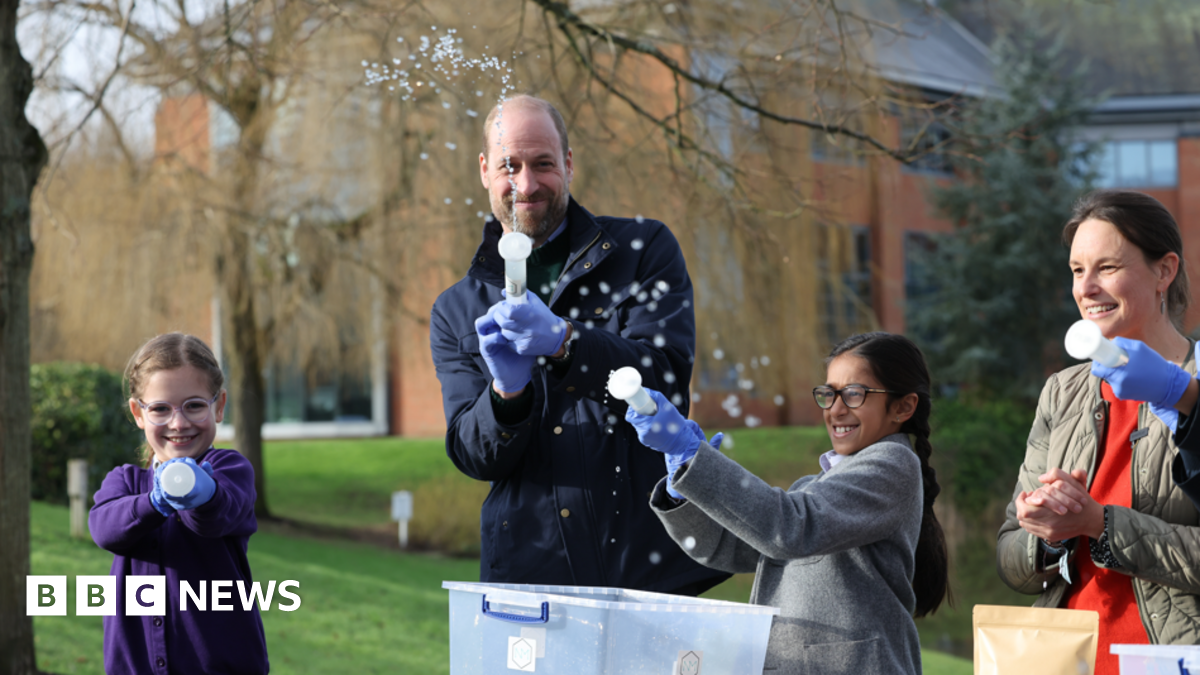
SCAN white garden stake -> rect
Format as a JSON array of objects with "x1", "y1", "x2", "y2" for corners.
[
  {"x1": 1064, "y1": 319, "x2": 1129, "y2": 367},
  {"x1": 498, "y1": 232, "x2": 533, "y2": 305},
  {"x1": 608, "y1": 366, "x2": 658, "y2": 416}
]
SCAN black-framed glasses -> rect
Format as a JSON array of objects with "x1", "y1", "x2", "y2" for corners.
[{"x1": 812, "y1": 385, "x2": 896, "y2": 410}]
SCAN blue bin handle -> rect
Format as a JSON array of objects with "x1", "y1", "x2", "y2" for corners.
[{"x1": 481, "y1": 594, "x2": 549, "y2": 624}]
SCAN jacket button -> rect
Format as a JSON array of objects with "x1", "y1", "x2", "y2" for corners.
[
  {"x1": 502, "y1": 521, "x2": 508, "y2": 528},
  {"x1": 594, "y1": 308, "x2": 603, "y2": 315},
  {"x1": 153, "y1": 617, "x2": 163, "y2": 627},
  {"x1": 584, "y1": 262, "x2": 593, "y2": 269},
  {"x1": 501, "y1": 432, "x2": 512, "y2": 439},
  {"x1": 1094, "y1": 412, "x2": 1103, "y2": 420},
  {"x1": 554, "y1": 426, "x2": 563, "y2": 435},
  {"x1": 560, "y1": 509, "x2": 570, "y2": 518},
  {"x1": 478, "y1": 256, "x2": 485, "y2": 263},
  {"x1": 1152, "y1": 613, "x2": 1159, "y2": 620},
  {"x1": 157, "y1": 658, "x2": 165, "y2": 668},
  {"x1": 566, "y1": 386, "x2": 575, "y2": 392},
  {"x1": 602, "y1": 243, "x2": 611, "y2": 250}
]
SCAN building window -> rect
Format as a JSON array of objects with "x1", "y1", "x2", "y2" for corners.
[
  {"x1": 264, "y1": 361, "x2": 374, "y2": 423},
  {"x1": 904, "y1": 231, "x2": 938, "y2": 337},
  {"x1": 817, "y1": 224, "x2": 874, "y2": 348},
  {"x1": 812, "y1": 129, "x2": 866, "y2": 165},
  {"x1": 1096, "y1": 140, "x2": 1177, "y2": 188},
  {"x1": 900, "y1": 117, "x2": 954, "y2": 176}
]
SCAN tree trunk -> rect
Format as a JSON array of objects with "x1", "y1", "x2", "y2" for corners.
[
  {"x1": 0, "y1": 0, "x2": 49, "y2": 671},
  {"x1": 218, "y1": 226, "x2": 270, "y2": 519}
]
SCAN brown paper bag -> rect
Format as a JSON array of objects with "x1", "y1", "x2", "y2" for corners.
[{"x1": 974, "y1": 605, "x2": 1099, "y2": 675}]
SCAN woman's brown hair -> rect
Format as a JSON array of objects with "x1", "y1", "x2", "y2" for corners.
[{"x1": 1063, "y1": 189, "x2": 1189, "y2": 326}]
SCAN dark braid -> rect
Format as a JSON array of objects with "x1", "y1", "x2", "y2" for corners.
[{"x1": 828, "y1": 332, "x2": 951, "y2": 618}]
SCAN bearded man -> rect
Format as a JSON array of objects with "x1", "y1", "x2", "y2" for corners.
[{"x1": 429, "y1": 95, "x2": 726, "y2": 595}]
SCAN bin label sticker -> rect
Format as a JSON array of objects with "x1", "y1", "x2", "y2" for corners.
[
  {"x1": 520, "y1": 627, "x2": 546, "y2": 658},
  {"x1": 676, "y1": 650, "x2": 703, "y2": 675},
  {"x1": 508, "y1": 636, "x2": 537, "y2": 672}
]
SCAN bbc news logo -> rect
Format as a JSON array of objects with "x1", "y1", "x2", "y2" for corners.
[{"x1": 27, "y1": 576, "x2": 301, "y2": 616}]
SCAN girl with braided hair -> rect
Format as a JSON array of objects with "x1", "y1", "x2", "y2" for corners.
[{"x1": 624, "y1": 331, "x2": 949, "y2": 675}]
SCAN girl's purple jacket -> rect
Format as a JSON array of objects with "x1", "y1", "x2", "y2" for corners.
[{"x1": 89, "y1": 448, "x2": 269, "y2": 675}]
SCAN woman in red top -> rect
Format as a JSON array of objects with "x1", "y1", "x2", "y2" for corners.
[{"x1": 997, "y1": 189, "x2": 1200, "y2": 673}]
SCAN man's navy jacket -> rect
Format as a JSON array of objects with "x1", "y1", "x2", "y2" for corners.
[{"x1": 431, "y1": 197, "x2": 727, "y2": 593}]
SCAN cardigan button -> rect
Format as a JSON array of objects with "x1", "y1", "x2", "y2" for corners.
[
  {"x1": 554, "y1": 426, "x2": 563, "y2": 435},
  {"x1": 584, "y1": 262, "x2": 593, "y2": 269},
  {"x1": 153, "y1": 617, "x2": 163, "y2": 627},
  {"x1": 594, "y1": 308, "x2": 604, "y2": 315},
  {"x1": 157, "y1": 658, "x2": 165, "y2": 667},
  {"x1": 560, "y1": 509, "x2": 570, "y2": 518},
  {"x1": 602, "y1": 243, "x2": 611, "y2": 250},
  {"x1": 566, "y1": 386, "x2": 576, "y2": 392}
]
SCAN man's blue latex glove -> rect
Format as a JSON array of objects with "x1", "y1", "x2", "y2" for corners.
[
  {"x1": 1093, "y1": 337, "x2": 1191, "y2": 411},
  {"x1": 664, "y1": 429, "x2": 724, "y2": 500},
  {"x1": 160, "y1": 457, "x2": 217, "y2": 511},
  {"x1": 150, "y1": 466, "x2": 176, "y2": 517},
  {"x1": 476, "y1": 303, "x2": 536, "y2": 394},
  {"x1": 494, "y1": 290, "x2": 568, "y2": 357},
  {"x1": 1147, "y1": 342, "x2": 1200, "y2": 432}
]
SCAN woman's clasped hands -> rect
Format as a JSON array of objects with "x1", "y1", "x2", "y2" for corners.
[{"x1": 1016, "y1": 468, "x2": 1105, "y2": 542}]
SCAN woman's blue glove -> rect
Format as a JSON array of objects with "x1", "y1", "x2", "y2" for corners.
[
  {"x1": 476, "y1": 304, "x2": 535, "y2": 393},
  {"x1": 494, "y1": 290, "x2": 568, "y2": 357},
  {"x1": 160, "y1": 458, "x2": 217, "y2": 511},
  {"x1": 1093, "y1": 337, "x2": 1192, "y2": 410},
  {"x1": 625, "y1": 389, "x2": 723, "y2": 499}
]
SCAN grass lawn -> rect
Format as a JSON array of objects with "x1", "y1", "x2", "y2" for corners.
[
  {"x1": 31, "y1": 497, "x2": 973, "y2": 674},
  {"x1": 31, "y1": 500, "x2": 479, "y2": 674}
]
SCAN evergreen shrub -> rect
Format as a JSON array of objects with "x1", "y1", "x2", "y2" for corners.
[{"x1": 31, "y1": 362, "x2": 142, "y2": 504}]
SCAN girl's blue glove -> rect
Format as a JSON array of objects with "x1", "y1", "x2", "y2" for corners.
[
  {"x1": 150, "y1": 469, "x2": 176, "y2": 517},
  {"x1": 625, "y1": 388, "x2": 723, "y2": 499},
  {"x1": 664, "y1": 429, "x2": 723, "y2": 499},
  {"x1": 476, "y1": 304, "x2": 536, "y2": 393},
  {"x1": 160, "y1": 458, "x2": 217, "y2": 511},
  {"x1": 1092, "y1": 337, "x2": 1191, "y2": 408}
]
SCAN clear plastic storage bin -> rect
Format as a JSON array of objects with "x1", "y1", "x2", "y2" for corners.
[
  {"x1": 1112, "y1": 644, "x2": 1200, "y2": 675},
  {"x1": 442, "y1": 581, "x2": 779, "y2": 674}
]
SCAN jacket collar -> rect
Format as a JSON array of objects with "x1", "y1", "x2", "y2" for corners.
[{"x1": 467, "y1": 196, "x2": 613, "y2": 293}]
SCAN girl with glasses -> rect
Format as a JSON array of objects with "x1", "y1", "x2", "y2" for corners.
[
  {"x1": 624, "y1": 331, "x2": 948, "y2": 675},
  {"x1": 88, "y1": 333, "x2": 268, "y2": 675}
]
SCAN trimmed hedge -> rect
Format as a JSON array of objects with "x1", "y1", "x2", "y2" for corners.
[{"x1": 31, "y1": 362, "x2": 142, "y2": 504}]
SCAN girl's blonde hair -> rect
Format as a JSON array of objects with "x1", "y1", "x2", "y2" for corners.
[{"x1": 124, "y1": 333, "x2": 225, "y2": 465}]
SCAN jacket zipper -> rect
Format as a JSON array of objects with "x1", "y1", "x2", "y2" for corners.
[{"x1": 1130, "y1": 403, "x2": 1155, "y2": 642}]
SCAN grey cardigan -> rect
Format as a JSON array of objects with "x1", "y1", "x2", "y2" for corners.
[{"x1": 651, "y1": 433, "x2": 924, "y2": 675}]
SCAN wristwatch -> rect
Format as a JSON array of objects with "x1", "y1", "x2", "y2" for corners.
[{"x1": 551, "y1": 324, "x2": 574, "y2": 363}]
